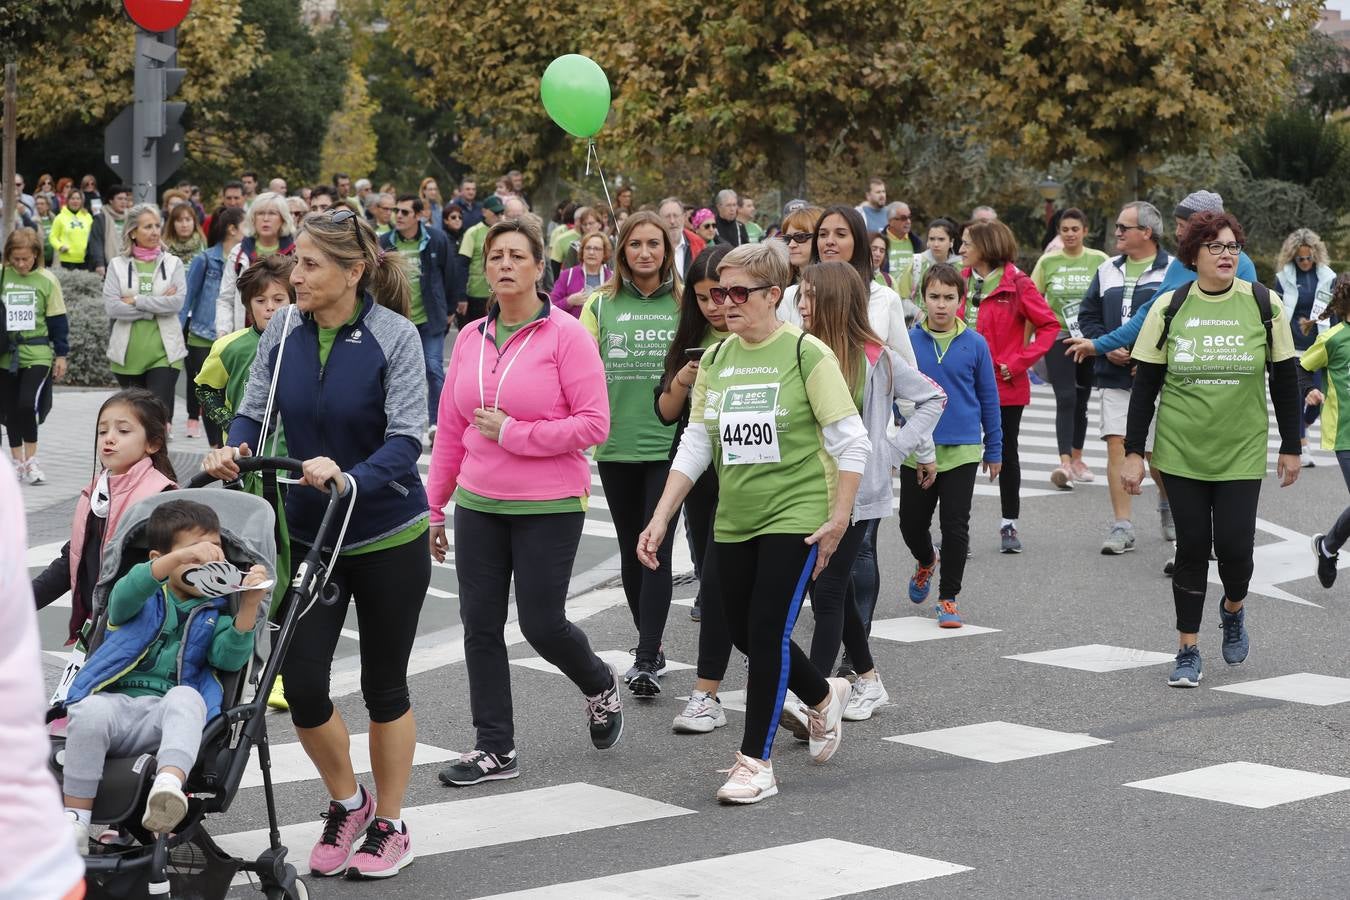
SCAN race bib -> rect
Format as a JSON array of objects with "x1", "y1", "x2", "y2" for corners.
[
  {"x1": 719, "y1": 382, "x2": 781, "y2": 465},
  {"x1": 5, "y1": 288, "x2": 37, "y2": 332},
  {"x1": 50, "y1": 645, "x2": 86, "y2": 705},
  {"x1": 1311, "y1": 295, "x2": 1328, "y2": 324},
  {"x1": 1062, "y1": 299, "x2": 1082, "y2": 338}
]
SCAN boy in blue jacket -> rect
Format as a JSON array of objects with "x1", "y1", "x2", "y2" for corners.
[
  {"x1": 60, "y1": 499, "x2": 268, "y2": 853},
  {"x1": 900, "y1": 264, "x2": 1003, "y2": 628}
]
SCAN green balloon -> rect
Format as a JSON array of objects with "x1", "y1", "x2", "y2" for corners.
[{"x1": 540, "y1": 54, "x2": 611, "y2": 138}]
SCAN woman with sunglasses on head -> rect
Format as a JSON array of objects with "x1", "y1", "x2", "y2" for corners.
[
  {"x1": 638, "y1": 241, "x2": 868, "y2": 804},
  {"x1": 580, "y1": 211, "x2": 682, "y2": 697},
  {"x1": 655, "y1": 245, "x2": 735, "y2": 734},
  {"x1": 1124, "y1": 211, "x2": 1302, "y2": 689},
  {"x1": 203, "y1": 207, "x2": 429, "y2": 879},
  {"x1": 959, "y1": 219, "x2": 1058, "y2": 554},
  {"x1": 1274, "y1": 228, "x2": 1336, "y2": 467},
  {"x1": 778, "y1": 205, "x2": 916, "y2": 365}
]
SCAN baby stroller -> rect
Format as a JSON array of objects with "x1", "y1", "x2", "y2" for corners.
[{"x1": 47, "y1": 457, "x2": 347, "y2": 900}]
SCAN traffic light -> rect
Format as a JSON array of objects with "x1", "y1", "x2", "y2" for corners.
[{"x1": 135, "y1": 32, "x2": 184, "y2": 139}]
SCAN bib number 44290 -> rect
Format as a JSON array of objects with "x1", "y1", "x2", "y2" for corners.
[{"x1": 719, "y1": 382, "x2": 781, "y2": 465}]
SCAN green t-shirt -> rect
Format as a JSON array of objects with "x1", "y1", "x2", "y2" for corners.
[
  {"x1": 105, "y1": 562, "x2": 253, "y2": 698},
  {"x1": 964, "y1": 267, "x2": 1003, "y2": 328},
  {"x1": 255, "y1": 243, "x2": 279, "y2": 258},
  {"x1": 1302, "y1": 322, "x2": 1350, "y2": 451},
  {"x1": 1121, "y1": 255, "x2": 1155, "y2": 319},
  {"x1": 195, "y1": 326, "x2": 288, "y2": 452},
  {"x1": 1030, "y1": 248, "x2": 1109, "y2": 334},
  {"x1": 342, "y1": 519, "x2": 428, "y2": 556},
  {"x1": 549, "y1": 226, "x2": 579, "y2": 264},
  {"x1": 745, "y1": 221, "x2": 765, "y2": 243},
  {"x1": 317, "y1": 306, "x2": 361, "y2": 368},
  {"x1": 0, "y1": 266, "x2": 65, "y2": 369},
  {"x1": 691, "y1": 324, "x2": 858, "y2": 541},
  {"x1": 460, "y1": 222, "x2": 490, "y2": 299},
  {"x1": 111, "y1": 260, "x2": 178, "y2": 375},
  {"x1": 887, "y1": 233, "x2": 916, "y2": 282},
  {"x1": 1132, "y1": 279, "x2": 1296, "y2": 480},
  {"x1": 396, "y1": 236, "x2": 427, "y2": 325},
  {"x1": 495, "y1": 319, "x2": 526, "y2": 349},
  {"x1": 580, "y1": 281, "x2": 679, "y2": 461}
]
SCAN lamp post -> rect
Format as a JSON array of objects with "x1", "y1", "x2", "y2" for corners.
[{"x1": 1038, "y1": 177, "x2": 1062, "y2": 227}]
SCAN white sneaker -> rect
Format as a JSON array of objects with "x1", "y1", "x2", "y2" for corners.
[
  {"x1": 805, "y1": 677, "x2": 850, "y2": 763},
  {"x1": 842, "y1": 675, "x2": 889, "y2": 721},
  {"x1": 142, "y1": 778, "x2": 189, "y2": 834},
  {"x1": 715, "y1": 752, "x2": 777, "y2": 804},
  {"x1": 673, "y1": 690, "x2": 727, "y2": 734},
  {"x1": 67, "y1": 811, "x2": 89, "y2": 856},
  {"x1": 777, "y1": 695, "x2": 810, "y2": 742},
  {"x1": 1302, "y1": 451, "x2": 1315, "y2": 468},
  {"x1": 23, "y1": 458, "x2": 45, "y2": 484}
]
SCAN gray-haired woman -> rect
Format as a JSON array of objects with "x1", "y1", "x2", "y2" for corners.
[
  {"x1": 214, "y1": 191, "x2": 297, "y2": 337},
  {"x1": 1274, "y1": 227, "x2": 1337, "y2": 466},
  {"x1": 101, "y1": 204, "x2": 187, "y2": 423}
]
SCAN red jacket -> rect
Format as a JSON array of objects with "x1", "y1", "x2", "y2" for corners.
[{"x1": 959, "y1": 263, "x2": 1058, "y2": 407}]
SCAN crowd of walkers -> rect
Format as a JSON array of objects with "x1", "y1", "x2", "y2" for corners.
[{"x1": 8, "y1": 167, "x2": 1340, "y2": 881}]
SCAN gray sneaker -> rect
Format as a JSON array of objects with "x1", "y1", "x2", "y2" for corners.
[
  {"x1": 1159, "y1": 506, "x2": 1176, "y2": 543},
  {"x1": 1101, "y1": 524, "x2": 1136, "y2": 555},
  {"x1": 999, "y1": 524, "x2": 1022, "y2": 554}
]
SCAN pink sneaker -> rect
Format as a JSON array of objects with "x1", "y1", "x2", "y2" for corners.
[
  {"x1": 185, "y1": 419, "x2": 201, "y2": 439},
  {"x1": 308, "y1": 787, "x2": 375, "y2": 876},
  {"x1": 345, "y1": 818, "x2": 413, "y2": 880}
]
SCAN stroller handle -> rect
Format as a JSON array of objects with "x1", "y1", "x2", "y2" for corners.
[{"x1": 186, "y1": 455, "x2": 305, "y2": 488}]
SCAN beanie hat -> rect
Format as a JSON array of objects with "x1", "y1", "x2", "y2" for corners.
[
  {"x1": 691, "y1": 208, "x2": 715, "y2": 228},
  {"x1": 1173, "y1": 190, "x2": 1224, "y2": 221}
]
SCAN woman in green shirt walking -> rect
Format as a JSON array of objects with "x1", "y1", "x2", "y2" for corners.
[
  {"x1": 1, "y1": 228, "x2": 68, "y2": 485},
  {"x1": 1124, "y1": 211, "x2": 1302, "y2": 688},
  {"x1": 580, "y1": 211, "x2": 682, "y2": 697},
  {"x1": 102, "y1": 204, "x2": 188, "y2": 426}
]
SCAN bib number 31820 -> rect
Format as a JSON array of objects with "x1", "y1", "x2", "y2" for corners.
[
  {"x1": 5, "y1": 288, "x2": 37, "y2": 332},
  {"x1": 719, "y1": 383, "x2": 781, "y2": 466}
]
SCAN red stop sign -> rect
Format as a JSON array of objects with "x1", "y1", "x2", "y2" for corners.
[{"x1": 122, "y1": 0, "x2": 191, "y2": 32}]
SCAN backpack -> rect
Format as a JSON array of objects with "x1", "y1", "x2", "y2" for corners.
[{"x1": 1154, "y1": 280, "x2": 1275, "y2": 368}]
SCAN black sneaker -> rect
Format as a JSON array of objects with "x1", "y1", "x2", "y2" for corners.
[
  {"x1": 690, "y1": 598, "x2": 702, "y2": 622},
  {"x1": 628, "y1": 658, "x2": 663, "y2": 697},
  {"x1": 438, "y1": 749, "x2": 519, "y2": 787},
  {"x1": 1314, "y1": 533, "x2": 1339, "y2": 589},
  {"x1": 586, "y1": 678, "x2": 624, "y2": 749},
  {"x1": 835, "y1": 654, "x2": 858, "y2": 683}
]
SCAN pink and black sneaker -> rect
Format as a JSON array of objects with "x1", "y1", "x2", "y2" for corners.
[
  {"x1": 308, "y1": 786, "x2": 375, "y2": 876},
  {"x1": 346, "y1": 817, "x2": 413, "y2": 880}
]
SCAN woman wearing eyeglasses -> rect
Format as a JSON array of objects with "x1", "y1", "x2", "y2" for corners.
[
  {"x1": 637, "y1": 241, "x2": 866, "y2": 804},
  {"x1": 203, "y1": 208, "x2": 429, "y2": 879},
  {"x1": 1274, "y1": 228, "x2": 1336, "y2": 467},
  {"x1": 214, "y1": 192, "x2": 296, "y2": 337},
  {"x1": 1123, "y1": 211, "x2": 1302, "y2": 689}
]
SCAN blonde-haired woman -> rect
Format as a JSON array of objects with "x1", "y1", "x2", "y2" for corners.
[
  {"x1": 1275, "y1": 227, "x2": 1337, "y2": 466},
  {"x1": 214, "y1": 191, "x2": 296, "y2": 337},
  {"x1": 203, "y1": 207, "x2": 428, "y2": 879},
  {"x1": 580, "y1": 210, "x2": 681, "y2": 697},
  {"x1": 102, "y1": 203, "x2": 187, "y2": 423}
]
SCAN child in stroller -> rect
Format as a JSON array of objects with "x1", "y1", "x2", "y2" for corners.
[{"x1": 60, "y1": 498, "x2": 269, "y2": 853}]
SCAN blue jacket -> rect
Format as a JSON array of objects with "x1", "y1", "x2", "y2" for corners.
[
  {"x1": 1092, "y1": 251, "x2": 1258, "y2": 354},
  {"x1": 1078, "y1": 249, "x2": 1171, "y2": 389},
  {"x1": 909, "y1": 321, "x2": 1003, "y2": 461},
  {"x1": 180, "y1": 243, "x2": 226, "y2": 341},
  {"x1": 379, "y1": 223, "x2": 455, "y2": 337},
  {"x1": 65, "y1": 589, "x2": 232, "y2": 719},
  {"x1": 228, "y1": 295, "x2": 429, "y2": 551}
]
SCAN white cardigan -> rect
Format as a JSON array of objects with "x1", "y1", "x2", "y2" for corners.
[{"x1": 102, "y1": 253, "x2": 188, "y2": 367}]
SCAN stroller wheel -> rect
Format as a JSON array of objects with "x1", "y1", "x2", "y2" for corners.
[{"x1": 262, "y1": 879, "x2": 307, "y2": 900}]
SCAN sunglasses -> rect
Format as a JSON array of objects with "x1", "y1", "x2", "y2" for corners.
[
  {"x1": 1296, "y1": 255, "x2": 1313, "y2": 263},
  {"x1": 781, "y1": 232, "x2": 813, "y2": 245},
  {"x1": 709, "y1": 284, "x2": 772, "y2": 306},
  {"x1": 330, "y1": 207, "x2": 369, "y2": 252}
]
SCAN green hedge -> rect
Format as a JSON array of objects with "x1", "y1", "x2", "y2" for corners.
[{"x1": 54, "y1": 267, "x2": 117, "y2": 388}]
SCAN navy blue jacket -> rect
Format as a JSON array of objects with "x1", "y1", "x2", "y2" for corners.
[
  {"x1": 228, "y1": 296, "x2": 429, "y2": 551},
  {"x1": 1077, "y1": 249, "x2": 1171, "y2": 390},
  {"x1": 380, "y1": 223, "x2": 455, "y2": 337}
]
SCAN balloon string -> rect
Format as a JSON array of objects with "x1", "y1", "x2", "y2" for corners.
[{"x1": 588, "y1": 140, "x2": 618, "y2": 234}]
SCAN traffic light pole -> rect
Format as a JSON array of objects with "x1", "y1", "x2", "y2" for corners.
[
  {"x1": 131, "y1": 29, "x2": 155, "y2": 204},
  {"x1": 129, "y1": 28, "x2": 184, "y2": 205}
]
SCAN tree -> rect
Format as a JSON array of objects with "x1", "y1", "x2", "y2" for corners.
[
  {"x1": 1290, "y1": 29, "x2": 1350, "y2": 117},
  {"x1": 1240, "y1": 105, "x2": 1350, "y2": 211},
  {"x1": 320, "y1": 63, "x2": 379, "y2": 182},
  {"x1": 905, "y1": 0, "x2": 1322, "y2": 206}
]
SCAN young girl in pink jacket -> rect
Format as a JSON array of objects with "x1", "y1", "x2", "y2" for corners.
[{"x1": 426, "y1": 219, "x2": 622, "y2": 787}]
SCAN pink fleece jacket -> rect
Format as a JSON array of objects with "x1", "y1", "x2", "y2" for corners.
[{"x1": 426, "y1": 301, "x2": 610, "y2": 524}]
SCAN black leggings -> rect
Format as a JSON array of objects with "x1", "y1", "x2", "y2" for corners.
[
  {"x1": 455, "y1": 506, "x2": 612, "y2": 753},
  {"x1": 846, "y1": 518, "x2": 881, "y2": 642},
  {"x1": 717, "y1": 534, "x2": 829, "y2": 761},
  {"x1": 115, "y1": 367, "x2": 179, "y2": 424},
  {"x1": 999, "y1": 405, "x2": 1023, "y2": 519},
  {"x1": 1044, "y1": 337, "x2": 1092, "y2": 455},
  {"x1": 898, "y1": 462, "x2": 978, "y2": 599},
  {"x1": 807, "y1": 518, "x2": 873, "y2": 676},
  {"x1": 1159, "y1": 473, "x2": 1261, "y2": 634},
  {"x1": 597, "y1": 460, "x2": 675, "y2": 662},
  {"x1": 0, "y1": 365, "x2": 52, "y2": 446},
  {"x1": 182, "y1": 342, "x2": 222, "y2": 444},
  {"x1": 683, "y1": 469, "x2": 732, "y2": 681},
  {"x1": 280, "y1": 533, "x2": 430, "y2": 729}
]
